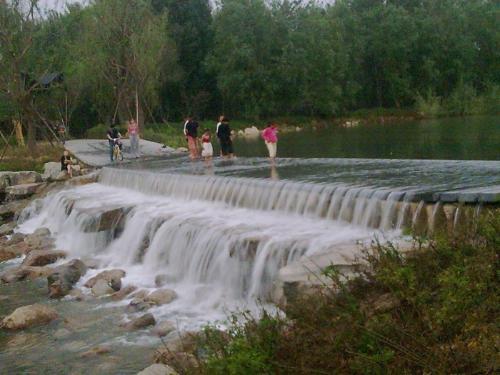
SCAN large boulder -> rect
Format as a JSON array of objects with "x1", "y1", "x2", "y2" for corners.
[
  {"x1": 144, "y1": 289, "x2": 177, "y2": 306},
  {"x1": 122, "y1": 313, "x2": 156, "y2": 331},
  {"x1": 137, "y1": 364, "x2": 178, "y2": 375},
  {"x1": 47, "y1": 259, "x2": 87, "y2": 298},
  {"x1": 1, "y1": 304, "x2": 58, "y2": 330},
  {"x1": 22, "y1": 250, "x2": 66, "y2": 267},
  {"x1": 84, "y1": 269, "x2": 125, "y2": 291},
  {"x1": 6, "y1": 183, "x2": 45, "y2": 200},
  {"x1": 42, "y1": 162, "x2": 62, "y2": 181}
]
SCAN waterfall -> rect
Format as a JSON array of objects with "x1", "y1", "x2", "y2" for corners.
[{"x1": 98, "y1": 167, "x2": 410, "y2": 230}]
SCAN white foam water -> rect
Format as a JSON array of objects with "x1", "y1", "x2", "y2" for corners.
[{"x1": 18, "y1": 175, "x2": 396, "y2": 331}]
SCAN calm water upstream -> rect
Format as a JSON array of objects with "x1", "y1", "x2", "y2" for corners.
[{"x1": 234, "y1": 116, "x2": 500, "y2": 160}]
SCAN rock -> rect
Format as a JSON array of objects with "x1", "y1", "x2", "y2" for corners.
[
  {"x1": 175, "y1": 147, "x2": 188, "y2": 153},
  {"x1": 22, "y1": 250, "x2": 66, "y2": 267},
  {"x1": 152, "y1": 321, "x2": 176, "y2": 337},
  {"x1": 111, "y1": 285, "x2": 137, "y2": 301},
  {"x1": 55, "y1": 171, "x2": 70, "y2": 181},
  {"x1": 237, "y1": 130, "x2": 245, "y2": 136},
  {"x1": 54, "y1": 328, "x2": 72, "y2": 339},
  {"x1": 84, "y1": 269, "x2": 125, "y2": 291},
  {"x1": 138, "y1": 364, "x2": 178, "y2": 375},
  {"x1": 244, "y1": 126, "x2": 260, "y2": 138},
  {"x1": 81, "y1": 207, "x2": 128, "y2": 232},
  {"x1": 0, "y1": 222, "x2": 15, "y2": 236},
  {"x1": 1, "y1": 304, "x2": 58, "y2": 330},
  {"x1": 7, "y1": 232, "x2": 25, "y2": 245},
  {"x1": 154, "y1": 274, "x2": 169, "y2": 287},
  {"x1": 65, "y1": 172, "x2": 99, "y2": 186},
  {"x1": 42, "y1": 162, "x2": 62, "y2": 181},
  {"x1": 24, "y1": 229, "x2": 54, "y2": 249},
  {"x1": 0, "y1": 200, "x2": 31, "y2": 220},
  {"x1": 156, "y1": 331, "x2": 200, "y2": 354},
  {"x1": 0, "y1": 248, "x2": 17, "y2": 263},
  {"x1": 145, "y1": 289, "x2": 177, "y2": 306},
  {"x1": 81, "y1": 258, "x2": 101, "y2": 269},
  {"x1": 127, "y1": 297, "x2": 154, "y2": 312},
  {"x1": 68, "y1": 288, "x2": 87, "y2": 301},
  {"x1": 0, "y1": 266, "x2": 52, "y2": 283},
  {"x1": 131, "y1": 289, "x2": 149, "y2": 299},
  {"x1": 33, "y1": 227, "x2": 51, "y2": 237},
  {"x1": 295, "y1": 126, "x2": 303, "y2": 132},
  {"x1": 5, "y1": 183, "x2": 45, "y2": 200},
  {"x1": 0, "y1": 171, "x2": 42, "y2": 193},
  {"x1": 47, "y1": 259, "x2": 87, "y2": 298},
  {"x1": 79, "y1": 345, "x2": 111, "y2": 358},
  {"x1": 91, "y1": 279, "x2": 115, "y2": 297},
  {"x1": 155, "y1": 351, "x2": 197, "y2": 370},
  {"x1": 122, "y1": 313, "x2": 156, "y2": 331}
]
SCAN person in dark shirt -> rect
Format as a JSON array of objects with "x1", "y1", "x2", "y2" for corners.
[
  {"x1": 216, "y1": 117, "x2": 234, "y2": 159},
  {"x1": 184, "y1": 118, "x2": 199, "y2": 160},
  {"x1": 60, "y1": 150, "x2": 73, "y2": 178},
  {"x1": 106, "y1": 123, "x2": 122, "y2": 162}
]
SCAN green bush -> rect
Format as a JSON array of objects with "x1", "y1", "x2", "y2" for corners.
[
  {"x1": 414, "y1": 91, "x2": 443, "y2": 116},
  {"x1": 86, "y1": 123, "x2": 110, "y2": 139},
  {"x1": 186, "y1": 213, "x2": 499, "y2": 374}
]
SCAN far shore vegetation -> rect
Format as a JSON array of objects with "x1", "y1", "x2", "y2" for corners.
[{"x1": 0, "y1": 0, "x2": 498, "y2": 153}]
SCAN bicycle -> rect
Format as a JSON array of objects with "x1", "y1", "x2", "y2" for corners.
[{"x1": 112, "y1": 138, "x2": 124, "y2": 161}]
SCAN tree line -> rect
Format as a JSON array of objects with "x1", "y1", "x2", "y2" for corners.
[{"x1": 0, "y1": 0, "x2": 498, "y2": 143}]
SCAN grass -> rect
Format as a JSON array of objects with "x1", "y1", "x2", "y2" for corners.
[
  {"x1": 171, "y1": 213, "x2": 499, "y2": 374},
  {"x1": 0, "y1": 143, "x2": 63, "y2": 173}
]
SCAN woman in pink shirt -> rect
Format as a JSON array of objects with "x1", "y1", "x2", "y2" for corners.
[
  {"x1": 261, "y1": 122, "x2": 278, "y2": 161},
  {"x1": 128, "y1": 119, "x2": 140, "y2": 158}
]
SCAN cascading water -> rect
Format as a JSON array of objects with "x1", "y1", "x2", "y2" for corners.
[
  {"x1": 17, "y1": 160, "x2": 495, "y2": 331},
  {"x1": 16, "y1": 167, "x2": 408, "y2": 330}
]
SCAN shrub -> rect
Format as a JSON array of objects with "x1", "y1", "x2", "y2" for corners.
[{"x1": 414, "y1": 91, "x2": 443, "y2": 116}]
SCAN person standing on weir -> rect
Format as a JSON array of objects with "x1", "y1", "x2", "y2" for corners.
[
  {"x1": 261, "y1": 122, "x2": 278, "y2": 162},
  {"x1": 127, "y1": 119, "x2": 140, "y2": 158},
  {"x1": 184, "y1": 117, "x2": 199, "y2": 160}
]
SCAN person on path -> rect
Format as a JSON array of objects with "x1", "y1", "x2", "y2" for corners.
[
  {"x1": 200, "y1": 128, "x2": 214, "y2": 164},
  {"x1": 261, "y1": 122, "x2": 278, "y2": 162},
  {"x1": 185, "y1": 118, "x2": 199, "y2": 160},
  {"x1": 215, "y1": 115, "x2": 225, "y2": 157},
  {"x1": 216, "y1": 117, "x2": 234, "y2": 159},
  {"x1": 60, "y1": 150, "x2": 73, "y2": 178},
  {"x1": 127, "y1": 119, "x2": 140, "y2": 158},
  {"x1": 107, "y1": 123, "x2": 122, "y2": 162}
]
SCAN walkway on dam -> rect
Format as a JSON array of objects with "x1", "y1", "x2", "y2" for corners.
[{"x1": 64, "y1": 139, "x2": 173, "y2": 167}]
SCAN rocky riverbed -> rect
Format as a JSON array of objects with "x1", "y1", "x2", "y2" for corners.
[{"x1": 0, "y1": 168, "x2": 185, "y2": 374}]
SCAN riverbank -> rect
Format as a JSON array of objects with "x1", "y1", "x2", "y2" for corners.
[{"x1": 174, "y1": 213, "x2": 499, "y2": 374}]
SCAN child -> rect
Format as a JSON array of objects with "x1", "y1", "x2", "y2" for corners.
[
  {"x1": 201, "y1": 128, "x2": 214, "y2": 163},
  {"x1": 60, "y1": 150, "x2": 73, "y2": 178}
]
